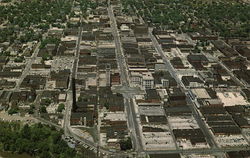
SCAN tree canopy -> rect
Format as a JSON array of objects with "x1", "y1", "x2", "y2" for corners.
[
  {"x1": 0, "y1": 121, "x2": 78, "y2": 158},
  {"x1": 123, "y1": 0, "x2": 250, "y2": 38}
]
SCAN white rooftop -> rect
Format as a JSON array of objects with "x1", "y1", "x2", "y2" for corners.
[{"x1": 217, "y1": 91, "x2": 248, "y2": 106}]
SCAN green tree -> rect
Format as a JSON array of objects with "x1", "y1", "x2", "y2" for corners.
[
  {"x1": 39, "y1": 106, "x2": 47, "y2": 113},
  {"x1": 0, "y1": 121, "x2": 78, "y2": 157},
  {"x1": 104, "y1": 102, "x2": 109, "y2": 109},
  {"x1": 21, "y1": 124, "x2": 31, "y2": 139},
  {"x1": 14, "y1": 56, "x2": 24, "y2": 63},
  {"x1": 41, "y1": 98, "x2": 52, "y2": 106},
  {"x1": 8, "y1": 107, "x2": 19, "y2": 115},
  {"x1": 119, "y1": 137, "x2": 132, "y2": 151},
  {"x1": 28, "y1": 104, "x2": 35, "y2": 114},
  {"x1": 40, "y1": 151, "x2": 52, "y2": 158},
  {"x1": 57, "y1": 103, "x2": 65, "y2": 113}
]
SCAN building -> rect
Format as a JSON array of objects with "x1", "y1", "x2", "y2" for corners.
[
  {"x1": 182, "y1": 76, "x2": 204, "y2": 88},
  {"x1": 131, "y1": 72, "x2": 154, "y2": 89}
]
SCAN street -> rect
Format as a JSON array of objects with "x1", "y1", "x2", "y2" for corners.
[
  {"x1": 108, "y1": 1, "x2": 143, "y2": 152},
  {"x1": 149, "y1": 28, "x2": 218, "y2": 150},
  {"x1": 13, "y1": 42, "x2": 41, "y2": 91}
]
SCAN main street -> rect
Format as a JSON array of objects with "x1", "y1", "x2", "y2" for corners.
[{"x1": 108, "y1": 1, "x2": 143, "y2": 152}]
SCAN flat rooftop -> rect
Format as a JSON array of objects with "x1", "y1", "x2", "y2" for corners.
[
  {"x1": 216, "y1": 91, "x2": 248, "y2": 106},
  {"x1": 191, "y1": 88, "x2": 211, "y2": 99}
]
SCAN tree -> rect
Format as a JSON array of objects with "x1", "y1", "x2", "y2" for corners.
[
  {"x1": 39, "y1": 151, "x2": 52, "y2": 158},
  {"x1": 0, "y1": 121, "x2": 78, "y2": 157},
  {"x1": 40, "y1": 37, "x2": 60, "y2": 49},
  {"x1": 41, "y1": 98, "x2": 52, "y2": 106},
  {"x1": 57, "y1": 103, "x2": 65, "y2": 113},
  {"x1": 104, "y1": 102, "x2": 109, "y2": 110},
  {"x1": 28, "y1": 104, "x2": 35, "y2": 114},
  {"x1": 51, "y1": 132, "x2": 61, "y2": 144},
  {"x1": 21, "y1": 124, "x2": 31, "y2": 139},
  {"x1": 119, "y1": 137, "x2": 132, "y2": 151},
  {"x1": 38, "y1": 23, "x2": 49, "y2": 31},
  {"x1": 39, "y1": 106, "x2": 47, "y2": 113},
  {"x1": 42, "y1": 53, "x2": 53, "y2": 61},
  {"x1": 8, "y1": 107, "x2": 19, "y2": 115},
  {"x1": 2, "y1": 0, "x2": 11, "y2": 2},
  {"x1": 14, "y1": 56, "x2": 24, "y2": 63}
]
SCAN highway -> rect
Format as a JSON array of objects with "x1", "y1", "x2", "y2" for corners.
[
  {"x1": 149, "y1": 28, "x2": 218, "y2": 149},
  {"x1": 108, "y1": 1, "x2": 143, "y2": 152}
]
